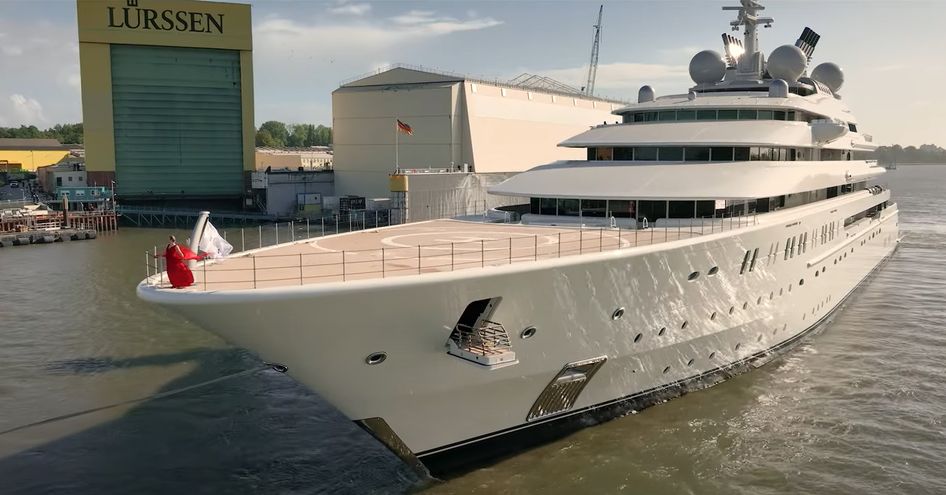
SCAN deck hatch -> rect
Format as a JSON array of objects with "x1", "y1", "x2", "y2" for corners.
[{"x1": 527, "y1": 356, "x2": 607, "y2": 421}]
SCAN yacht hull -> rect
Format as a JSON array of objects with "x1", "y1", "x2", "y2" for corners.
[{"x1": 137, "y1": 191, "x2": 898, "y2": 477}]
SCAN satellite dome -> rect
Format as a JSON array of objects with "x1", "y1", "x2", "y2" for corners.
[
  {"x1": 811, "y1": 62, "x2": 844, "y2": 92},
  {"x1": 638, "y1": 85, "x2": 655, "y2": 103},
  {"x1": 689, "y1": 50, "x2": 727, "y2": 84},
  {"x1": 769, "y1": 79, "x2": 789, "y2": 98},
  {"x1": 767, "y1": 44, "x2": 807, "y2": 82}
]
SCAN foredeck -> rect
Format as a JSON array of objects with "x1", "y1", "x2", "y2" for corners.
[{"x1": 145, "y1": 218, "x2": 753, "y2": 291}]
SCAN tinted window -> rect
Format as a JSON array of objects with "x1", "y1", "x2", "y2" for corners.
[
  {"x1": 595, "y1": 147, "x2": 613, "y2": 160},
  {"x1": 609, "y1": 200, "x2": 634, "y2": 218},
  {"x1": 758, "y1": 110, "x2": 774, "y2": 120},
  {"x1": 658, "y1": 110, "x2": 676, "y2": 121},
  {"x1": 696, "y1": 200, "x2": 716, "y2": 217},
  {"x1": 717, "y1": 109, "x2": 738, "y2": 120},
  {"x1": 540, "y1": 198, "x2": 557, "y2": 215},
  {"x1": 686, "y1": 147, "x2": 711, "y2": 161},
  {"x1": 697, "y1": 109, "x2": 718, "y2": 120},
  {"x1": 738, "y1": 109, "x2": 758, "y2": 120},
  {"x1": 774, "y1": 110, "x2": 787, "y2": 120},
  {"x1": 677, "y1": 110, "x2": 696, "y2": 121},
  {"x1": 658, "y1": 147, "x2": 684, "y2": 161},
  {"x1": 613, "y1": 147, "x2": 634, "y2": 160},
  {"x1": 635, "y1": 147, "x2": 658, "y2": 160},
  {"x1": 711, "y1": 147, "x2": 734, "y2": 161},
  {"x1": 634, "y1": 113, "x2": 645, "y2": 122},
  {"x1": 749, "y1": 147, "x2": 762, "y2": 161},
  {"x1": 558, "y1": 198, "x2": 580, "y2": 216},
  {"x1": 669, "y1": 201, "x2": 695, "y2": 218},
  {"x1": 530, "y1": 197, "x2": 540, "y2": 214},
  {"x1": 582, "y1": 199, "x2": 607, "y2": 217},
  {"x1": 587, "y1": 147, "x2": 596, "y2": 160},
  {"x1": 734, "y1": 147, "x2": 750, "y2": 161}
]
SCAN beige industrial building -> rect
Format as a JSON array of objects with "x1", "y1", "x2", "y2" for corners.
[
  {"x1": 332, "y1": 65, "x2": 627, "y2": 202},
  {"x1": 255, "y1": 147, "x2": 333, "y2": 171}
]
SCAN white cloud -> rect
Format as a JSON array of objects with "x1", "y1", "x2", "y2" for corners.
[
  {"x1": 328, "y1": 3, "x2": 371, "y2": 16},
  {"x1": 7, "y1": 94, "x2": 46, "y2": 125},
  {"x1": 522, "y1": 62, "x2": 691, "y2": 98},
  {"x1": 2, "y1": 45, "x2": 22, "y2": 56}
]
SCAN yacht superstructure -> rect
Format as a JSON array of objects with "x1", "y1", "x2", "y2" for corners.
[{"x1": 138, "y1": 0, "x2": 899, "y2": 477}]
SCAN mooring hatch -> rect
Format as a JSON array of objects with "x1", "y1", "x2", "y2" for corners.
[
  {"x1": 526, "y1": 356, "x2": 607, "y2": 421},
  {"x1": 446, "y1": 297, "x2": 517, "y2": 369}
]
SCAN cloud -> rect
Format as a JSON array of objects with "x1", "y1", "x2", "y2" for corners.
[
  {"x1": 1, "y1": 45, "x2": 22, "y2": 56},
  {"x1": 7, "y1": 94, "x2": 46, "y2": 124},
  {"x1": 328, "y1": 2, "x2": 371, "y2": 16}
]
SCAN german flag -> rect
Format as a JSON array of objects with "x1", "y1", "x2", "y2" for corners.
[{"x1": 396, "y1": 119, "x2": 413, "y2": 136}]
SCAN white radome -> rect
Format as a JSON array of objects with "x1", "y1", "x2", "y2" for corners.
[
  {"x1": 689, "y1": 50, "x2": 727, "y2": 84},
  {"x1": 811, "y1": 62, "x2": 844, "y2": 92},
  {"x1": 767, "y1": 44, "x2": 807, "y2": 81}
]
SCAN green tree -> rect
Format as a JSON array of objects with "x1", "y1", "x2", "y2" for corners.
[
  {"x1": 257, "y1": 121, "x2": 289, "y2": 147},
  {"x1": 255, "y1": 128, "x2": 278, "y2": 147},
  {"x1": 287, "y1": 124, "x2": 312, "y2": 147}
]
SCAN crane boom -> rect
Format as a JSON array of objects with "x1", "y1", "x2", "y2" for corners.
[{"x1": 584, "y1": 5, "x2": 603, "y2": 97}]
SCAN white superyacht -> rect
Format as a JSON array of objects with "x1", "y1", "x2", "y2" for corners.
[{"x1": 138, "y1": 0, "x2": 899, "y2": 477}]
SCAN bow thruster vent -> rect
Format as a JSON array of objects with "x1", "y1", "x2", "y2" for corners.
[{"x1": 527, "y1": 356, "x2": 607, "y2": 421}]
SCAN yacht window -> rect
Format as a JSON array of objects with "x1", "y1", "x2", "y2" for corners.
[
  {"x1": 677, "y1": 110, "x2": 696, "y2": 121},
  {"x1": 789, "y1": 148, "x2": 797, "y2": 161},
  {"x1": 848, "y1": 123, "x2": 858, "y2": 133},
  {"x1": 696, "y1": 201, "x2": 715, "y2": 218},
  {"x1": 622, "y1": 114, "x2": 633, "y2": 124},
  {"x1": 614, "y1": 147, "x2": 634, "y2": 161},
  {"x1": 758, "y1": 110, "x2": 774, "y2": 120},
  {"x1": 750, "y1": 147, "x2": 762, "y2": 161},
  {"x1": 540, "y1": 198, "x2": 557, "y2": 215},
  {"x1": 609, "y1": 200, "x2": 634, "y2": 218},
  {"x1": 759, "y1": 147, "x2": 775, "y2": 161},
  {"x1": 738, "y1": 109, "x2": 758, "y2": 120},
  {"x1": 778, "y1": 148, "x2": 789, "y2": 161},
  {"x1": 581, "y1": 199, "x2": 607, "y2": 218},
  {"x1": 669, "y1": 201, "x2": 696, "y2": 218},
  {"x1": 659, "y1": 147, "x2": 684, "y2": 161},
  {"x1": 637, "y1": 200, "x2": 668, "y2": 221},
  {"x1": 558, "y1": 198, "x2": 580, "y2": 216},
  {"x1": 595, "y1": 147, "x2": 614, "y2": 161},
  {"x1": 786, "y1": 110, "x2": 796, "y2": 121},
  {"x1": 633, "y1": 113, "x2": 645, "y2": 123},
  {"x1": 774, "y1": 110, "x2": 787, "y2": 120},
  {"x1": 711, "y1": 147, "x2": 734, "y2": 161},
  {"x1": 658, "y1": 110, "x2": 676, "y2": 121},
  {"x1": 530, "y1": 198, "x2": 540, "y2": 215},
  {"x1": 686, "y1": 147, "x2": 711, "y2": 161},
  {"x1": 697, "y1": 109, "x2": 718, "y2": 120},
  {"x1": 587, "y1": 147, "x2": 596, "y2": 160},
  {"x1": 717, "y1": 109, "x2": 738, "y2": 120},
  {"x1": 635, "y1": 147, "x2": 658, "y2": 161},
  {"x1": 734, "y1": 147, "x2": 751, "y2": 161}
]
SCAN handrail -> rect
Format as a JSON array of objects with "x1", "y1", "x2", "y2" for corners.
[{"x1": 144, "y1": 212, "x2": 759, "y2": 290}]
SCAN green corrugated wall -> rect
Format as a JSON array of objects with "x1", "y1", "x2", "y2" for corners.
[{"x1": 111, "y1": 45, "x2": 243, "y2": 197}]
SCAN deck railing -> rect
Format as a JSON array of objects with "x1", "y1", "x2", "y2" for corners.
[{"x1": 144, "y1": 213, "x2": 758, "y2": 291}]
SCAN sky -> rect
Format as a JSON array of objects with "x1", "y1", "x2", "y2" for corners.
[{"x1": 0, "y1": 0, "x2": 944, "y2": 146}]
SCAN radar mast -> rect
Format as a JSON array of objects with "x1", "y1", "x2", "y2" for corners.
[{"x1": 722, "y1": 0, "x2": 773, "y2": 77}]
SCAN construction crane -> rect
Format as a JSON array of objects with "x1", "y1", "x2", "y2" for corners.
[{"x1": 584, "y1": 5, "x2": 603, "y2": 97}]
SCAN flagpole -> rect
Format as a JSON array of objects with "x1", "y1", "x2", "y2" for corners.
[{"x1": 395, "y1": 117, "x2": 399, "y2": 172}]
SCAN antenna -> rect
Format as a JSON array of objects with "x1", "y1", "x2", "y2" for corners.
[
  {"x1": 721, "y1": 33, "x2": 745, "y2": 68},
  {"x1": 722, "y1": 0, "x2": 774, "y2": 61},
  {"x1": 795, "y1": 27, "x2": 821, "y2": 62},
  {"x1": 584, "y1": 5, "x2": 603, "y2": 97}
]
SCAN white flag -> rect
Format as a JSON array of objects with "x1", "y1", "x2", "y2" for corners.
[{"x1": 198, "y1": 221, "x2": 233, "y2": 259}]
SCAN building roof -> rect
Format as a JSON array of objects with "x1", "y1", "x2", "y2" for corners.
[
  {"x1": 0, "y1": 138, "x2": 69, "y2": 150},
  {"x1": 338, "y1": 63, "x2": 628, "y2": 104},
  {"x1": 488, "y1": 160, "x2": 886, "y2": 200}
]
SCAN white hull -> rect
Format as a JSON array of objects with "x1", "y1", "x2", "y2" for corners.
[{"x1": 138, "y1": 189, "x2": 898, "y2": 473}]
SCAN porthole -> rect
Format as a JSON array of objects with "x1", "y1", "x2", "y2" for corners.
[
  {"x1": 688, "y1": 271, "x2": 700, "y2": 281},
  {"x1": 770, "y1": 292, "x2": 774, "y2": 300},
  {"x1": 687, "y1": 358, "x2": 695, "y2": 366},
  {"x1": 658, "y1": 327, "x2": 667, "y2": 336},
  {"x1": 734, "y1": 343, "x2": 742, "y2": 351},
  {"x1": 709, "y1": 352, "x2": 716, "y2": 359},
  {"x1": 789, "y1": 284, "x2": 793, "y2": 292},
  {"x1": 779, "y1": 288, "x2": 784, "y2": 296},
  {"x1": 757, "y1": 334, "x2": 763, "y2": 342},
  {"x1": 729, "y1": 306, "x2": 735, "y2": 315},
  {"x1": 662, "y1": 366, "x2": 671, "y2": 374},
  {"x1": 772, "y1": 327, "x2": 778, "y2": 335},
  {"x1": 821, "y1": 267, "x2": 826, "y2": 273},
  {"x1": 742, "y1": 302, "x2": 749, "y2": 310},
  {"x1": 611, "y1": 307, "x2": 626, "y2": 320},
  {"x1": 815, "y1": 271, "x2": 819, "y2": 277},
  {"x1": 833, "y1": 259, "x2": 837, "y2": 265},
  {"x1": 799, "y1": 279, "x2": 805, "y2": 286},
  {"x1": 365, "y1": 352, "x2": 387, "y2": 365},
  {"x1": 634, "y1": 333, "x2": 643, "y2": 343},
  {"x1": 782, "y1": 323, "x2": 787, "y2": 332},
  {"x1": 710, "y1": 311, "x2": 717, "y2": 321},
  {"x1": 757, "y1": 296, "x2": 763, "y2": 305},
  {"x1": 520, "y1": 326, "x2": 537, "y2": 339},
  {"x1": 708, "y1": 266, "x2": 719, "y2": 276},
  {"x1": 681, "y1": 320, "x2": 688, "y2": 330}
]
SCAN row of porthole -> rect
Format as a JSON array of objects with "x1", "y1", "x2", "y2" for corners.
[{"x1": 688, "y1": 265, "x2": 720, "y2": 282}]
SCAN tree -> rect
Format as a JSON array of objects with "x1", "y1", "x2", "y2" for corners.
[
  {"x1": 257, "y1": 121, "x2": 289, "y2": 147},
  {"x1": 255, "y1": 128, "x2": 278, "y2": 147},
  {"x1": 287, "y1": 124, "x2": 312, "y2": 147}
]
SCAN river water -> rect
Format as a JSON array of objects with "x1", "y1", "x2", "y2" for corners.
[{"x1": 0, "y1": 165, "x2": 944, "y2": 494}]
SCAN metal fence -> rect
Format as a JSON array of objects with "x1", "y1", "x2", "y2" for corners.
[{"x1": 145, "y1": 213, "x2": 758, "y2": 290}]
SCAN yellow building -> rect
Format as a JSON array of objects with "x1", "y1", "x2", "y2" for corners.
[
  {"x1": 255, "y1": 147, "x2": 333, "y2": 171},
  {"x1": 77, "y1": 0, "x2": 254, "y2": 199},
  {"x1": 0, "y1": 139, "x2": 71, "y2": 172}
]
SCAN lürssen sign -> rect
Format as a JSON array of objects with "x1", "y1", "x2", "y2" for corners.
[{"x1": 106, "y1": 0, "x2": 224, "y2": 34}]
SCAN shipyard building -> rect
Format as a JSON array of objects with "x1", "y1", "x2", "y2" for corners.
[
  {"x1": 77, "y1": 0, "x2": 254, "y2": 202},
  {"x1": 332, "y1": 66, "x2": 626, "y2": 221}
]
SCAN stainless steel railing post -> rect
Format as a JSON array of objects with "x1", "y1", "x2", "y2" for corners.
[
  {"x1": 259, "y1": 225, "x2": 262, "y2": 248},
  {"x1": 342, "y1": 251, "x2": 347, "y2": 281},
  {"x1": 418, "y1": 245, "x2": 422, "y2": 274},
  {"x1": 481, "y1": 240, "x2": 485, "y2": 267},
  {"x1": 382, "y1": 248, "x2": 386, "y2": 278},
  {"x1": 451, "y1": 242, "x2": 455, "y2": 270},
  {"x1": 299, "y1": 253, "x2": 303, "y2": 285}
]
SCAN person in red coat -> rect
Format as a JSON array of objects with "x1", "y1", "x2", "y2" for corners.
[{"x1": 154, "y1": 235, "x2": 203, "y2": 288}]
